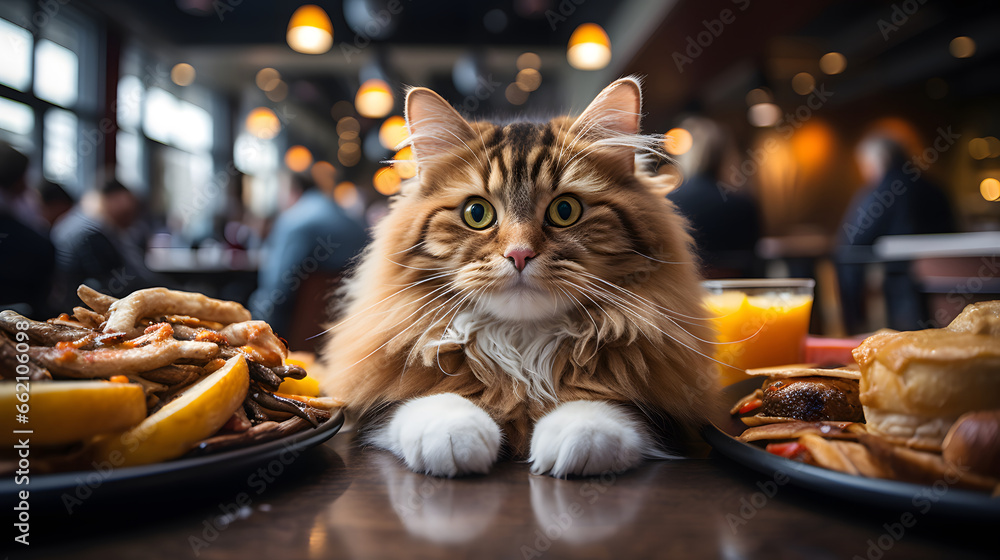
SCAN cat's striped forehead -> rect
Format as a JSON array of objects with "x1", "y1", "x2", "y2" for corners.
[{"x1": 474, "y1": 120, "x2": 567, "y2": 221}]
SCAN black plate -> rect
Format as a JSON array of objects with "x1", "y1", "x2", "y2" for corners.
[
  {"x1": 1, "y1": 409, "x2": 344, "y2": 502},
  {"x1": 703, "y1": 378, "x2": 1000, "y2": 518}
]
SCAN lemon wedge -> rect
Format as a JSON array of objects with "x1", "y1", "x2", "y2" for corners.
[
  {"x1": 278, "y1": 354, "x2": 320, "y2": 397},
  {"x1": 277, "y1": 374, "x2": 320, "y2": 397},
  {"x1": 0, "y1": 381, "x2": 146, "y2": 446},
  {"x1": 93, "y1": 354, "x2": 249, "y2": 467}
]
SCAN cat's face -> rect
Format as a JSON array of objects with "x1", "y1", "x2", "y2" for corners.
[{"x1": 391, "y1": 78, "x2": 680, "y2": 323}]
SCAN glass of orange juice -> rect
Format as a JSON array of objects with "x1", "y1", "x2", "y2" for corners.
[{"x1": 702, "y1": 278, "x2": 815, "y2": 386}]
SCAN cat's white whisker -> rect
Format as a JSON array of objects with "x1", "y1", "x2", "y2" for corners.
[
  {"x1": 630, "y1": 250, "x2": 691, "y2": 265},
  {"x1": 595, "y1": 289, "x2": 743, "y2": 371},
  {"x1": 443, "y1": 128, "x2": 487, "y2": 173},
  {"x1": 341, "y1": 283, "x2": 462, "y2": 373},
  {"x1": 555, "y1": 285, "x2": 603, "y2": 357},
  {"x1": 384, "y1": 256, "x2": 450, "y2": 272},
  {"x1": 582, "y1": 279, "x2": 755, "y2": 347},
  {"x1": 381, "y1": 270, "x2": 453, "y2": 287},
  {"x1": 411, "y1": 133, "x2": 479, "y2": 171},
  {"x1": 578, "y1": 271, "x2": 716, "y2": 322},
  {"x1": 387, "y1": 241, "x2": 426, "y2": 256},
  {"x1": 434, "y1": 286, "x2": 484, "y2": 376},
  {"x1": 305, "y1": 272, "x2": 455, "y2": 339}
]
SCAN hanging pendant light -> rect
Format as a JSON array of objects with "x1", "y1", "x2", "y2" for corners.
[
  {"x1": 567, "y1": 23, "x2": 611, "y2": 70},
  {"x1": 287, "y1": 5, "x2": 333, "y2": 54},
  {"x1": 355, "y1": 79, "x2": 394, "y2": 119}
]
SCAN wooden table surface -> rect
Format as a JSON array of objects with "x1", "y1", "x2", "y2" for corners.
[{"x1": 19, "y1": 430, "x2": 993, "y2": 560}]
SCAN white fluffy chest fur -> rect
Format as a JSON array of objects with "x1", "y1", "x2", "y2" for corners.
[{"x1": 427, "y1": 311, "x2": 575, "y2": 402}]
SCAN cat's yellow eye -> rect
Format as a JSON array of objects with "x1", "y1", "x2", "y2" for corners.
[
  {"x1": 462, "y1": 197, "x2": 496, "y2": 230},
  {"x1": 547, "y1": 195, "x2": 582, "y2": 227}
]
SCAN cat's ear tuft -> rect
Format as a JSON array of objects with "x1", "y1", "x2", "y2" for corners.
[
  {"x1": 646, "y1": 164, "x2": 683, "y2": 197},
  {"x1": 569, "y1": 78, "x2": 643, "y2": 174},
  {"x1": 570, "y1": 77, "x2": 643, "y2": 138},
  {"x1": 405, "y1": 87, "x2": 476, "y2": 166}
]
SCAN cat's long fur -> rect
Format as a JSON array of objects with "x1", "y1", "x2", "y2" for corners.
[{"x1": 318, "y1": 77, "x2": 719, "y2": 475}]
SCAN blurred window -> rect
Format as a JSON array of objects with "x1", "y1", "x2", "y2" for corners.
[
  {"x1": 0, "y1": 19, "x2": 32, "y2": 91},
  {"x1": 234, "y1": 131, "x2": 281, "y2": 217},
  {"x1": 34, "y1": 39, "x2": 79, "y2": 108},
  {"x1": 117, "y1": 75, "x2": 144, "y2": 132},
  {"x1": 0, "y1": 5, "x2": 96, "y2": 195},
  {"x1": 116, "y1": 129, "x2": 145, "y2": 193},
  {"x1": 143, "y1": 87, "x2": 175, "y2": 145},
  {"x1": 142, "y1": 87, "x2": 214, "y2": 152},
  {"x1": 0, "y1": 97, "x2": 34, "y2": 137},
  {"x1": 42, "y1": 108, "x2": 78, "y2": 185}
]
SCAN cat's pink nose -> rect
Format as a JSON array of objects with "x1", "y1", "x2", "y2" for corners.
[{"x1": 504, "y1": 247, "x2": 537, "y2": 272}]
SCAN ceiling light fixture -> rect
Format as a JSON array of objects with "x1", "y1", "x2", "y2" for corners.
[
  {"x1": 355, "y1": 79, "x2": 394, "y2": 118},
  {"x1": 287, "y1": 5, "x2": 333, "y2": 54},
  {"x1": 567, "y1": 23, "x2": 611, "y2": 70}
]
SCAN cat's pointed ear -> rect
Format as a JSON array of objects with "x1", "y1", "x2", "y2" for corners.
[
  {"x1": 569, "y1": 77, "x2": 643, "y2": 172},
  {"x1": 405, "y1": 87, "x2": 476, "y2": 165},
  {"x1": 570, "y1": 77, "x2": 642, "y2": 138}
]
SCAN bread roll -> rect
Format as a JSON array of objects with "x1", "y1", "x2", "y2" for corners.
[{"x1": 853, "y1": 325, "x2": 1000, "y2": 451}]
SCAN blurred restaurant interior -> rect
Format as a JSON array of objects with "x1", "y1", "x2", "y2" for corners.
[{"x1": 1, "y1": 0, "x2": 999, "y2": 349}]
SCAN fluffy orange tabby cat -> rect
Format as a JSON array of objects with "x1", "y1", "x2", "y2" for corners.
[{"x1": 318, "y1": 77, "x2": 718, "y2": 478}]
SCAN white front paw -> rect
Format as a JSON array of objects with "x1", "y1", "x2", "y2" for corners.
[
  {"x1": 529, "y1": 401, "x2": 650, "y2": 478},
  {"x1": 374, "y1": 393, "x2": 502, "y2": 477}
]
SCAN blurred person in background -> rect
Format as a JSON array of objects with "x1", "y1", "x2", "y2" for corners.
[
  {"x1": 50, "y1": 179, "x2": 165, "y2": 310},
  {"x1": 249, "y1": 172, "x2": 367, "y2": 341},
  {"x1": 36, "y1": 180, "x2": 75, "y2": 228},
  {"x1": 836, "y1": 135, "x2": 956, "y2": 332},
  {"x1": 0, "y1": 142, "x2": 56, "y2": 316},
  {"x1": 667, "y1": 116, "x2": 761, "y2": 277}
]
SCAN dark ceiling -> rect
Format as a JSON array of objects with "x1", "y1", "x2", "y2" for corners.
[{"x1": 80, "y1": 0, "x2": 621, "y2": 48}]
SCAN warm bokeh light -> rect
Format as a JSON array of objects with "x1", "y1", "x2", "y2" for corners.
[
  {"x1": 949, "y1": 36, "x2": 976, "y2": 58},
  {"x1": 311, "y1": 160, "x2": 336, "y2": 192},
  {"x1": 170, "y1": 63, "x2": 195, "y2": 86},
  {"x1": 819, "y1": 52, "x2": 846, "y2": 75},
  {"x1": 287, "y1": 5, "x2": 333, "y2": 54},
  {"x1": 378, "y1": 115, "x2": 408, "y2": 150},
  {"x1": 516, "y1": 68, "x2": 542, "y2": 92},
  {"x1": 265, "y1": 79, "x2": 288, "y2": 102},
  {"x1": 245, "y1": 107, "x2": 280, "y2": 139},
  {"x1": 985, "y1": 136, "x2": 1000, "y2": 158},
  {"x1": 791, "y1": 72, "x2": 815, "y2": 95},
  {"x1": 333, "y1": 181, "x2": 359, "y2": 208},
  {"x1": 284, "y1": 145, "x2": 313, "y2": 172},
  {"x1": 969, "y1": 138, "x2": 990, "y2": 160},
  {"x1": 506, "y1": 82, "x2": 529, "y2": 105},
  {"x1": 337, "y1": 116, "x2": 360, "y2": 139},
  {"x1": 663, "y1": 128, "x2": 693, "y2": 156},
  {"x1": 747, "y1": 103, "x2": 781, "y2": 127},
  {"x1": 567, "y1": 23, "x2": 611, "y2": 70},
  {"x1": 745, "y1": 88, "x2": 771, "y2": 106},
  {"x1": 355, "y1": 79, "x2": 394, "y2": 118},
  {"x1": 517, "y1": 52, "x2": 541, "y2": 71},
  {"x1": 393, "y1": 146, "x2": 417, "y2": 179},
  {"x1": 255, "y1": 68, "x2": 281, "y2": 91},
  {"x1": 981, "y1": 178, "x2": 1000, "y2": 201},
  {"x1": 373, "y1": 166, "x2": 402, "y2": 196},
  {"x1": 790, "y1": 121, "x2": 834, "y2": 171},
  {"x1": 338, "y1": 143, "x2": 361, "y2": 167}
]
